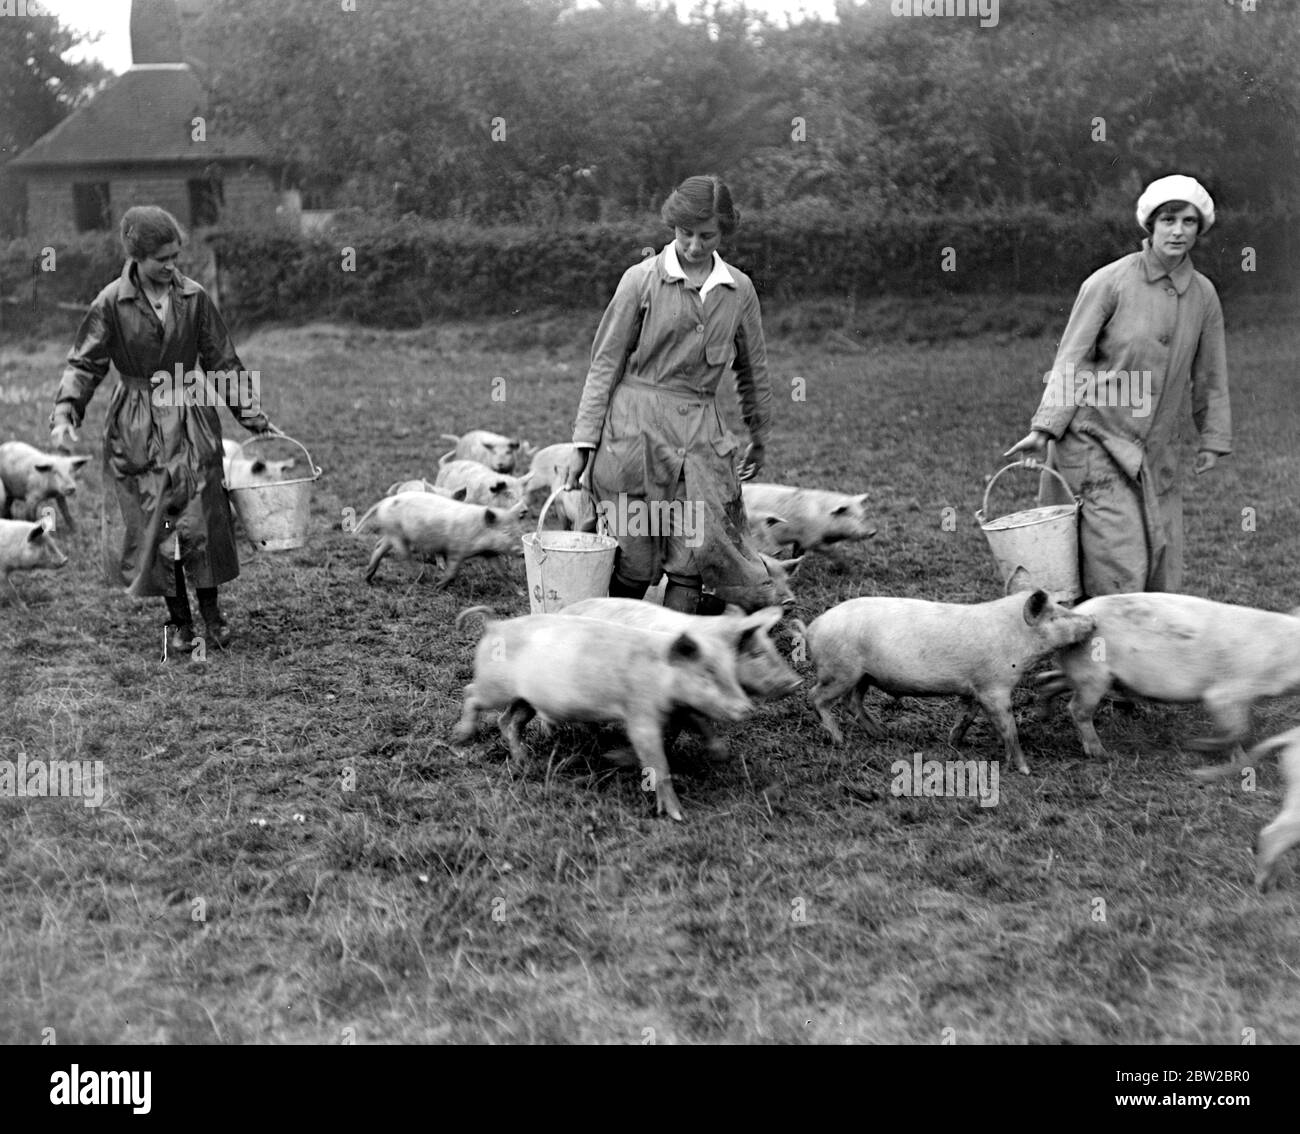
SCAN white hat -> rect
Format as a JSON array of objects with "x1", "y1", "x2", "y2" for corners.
[{"x1": 1136, "y1": 175, "x2": 1215, "y2": 232}]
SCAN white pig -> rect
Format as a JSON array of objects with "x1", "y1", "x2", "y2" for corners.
[
  {"x1": 1035, "y1": 593, "x2": 1300, "y2": 779},
  {"x1": 742, "y1": 482, "x2": 876, "y2": 557},
  {"x1": 435, "y1": 459, "x2": 537, "y2": 510},
  {"x1": 803, "y1": 589, "x2": 1096, "y2": 773},
  {"x1": 1247, "y1": 725, "x2": 1300, "y2": 892},
  {"x1": 748, "y1": 510, "x2": 796, "y2": 556},
  {"x1": 222, "y1": 438, "x2": 296, "y2": 487},
  {"x1": 561, "y1": 599, "x2": 798, "y2": 762},
  {"x1": 642, "y1": 552, "x2": 802, "y2": 611},
  {"x1": 357, "y1": 491, "x2": 525, "y2": 588},
  {"x1": 385, "y1": 478, "x2": 467, "y2": 501},
  {"x1": 452, "y1": 606, "x2": 754, "y2": 820},
  {"x1": 0, "y1": 518, "x2": 68, "y2": 607},
  {"x1": 526, "y1": 443, "x2": 596, "y2": 530},
  {"x1": 0, "y1": 441, "x2": 90, "y2": 532},
  {"x1": 438, "y1": 430, "x2": 526, "y2": 474}
]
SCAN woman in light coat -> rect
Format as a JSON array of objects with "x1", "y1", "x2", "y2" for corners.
[
  {"x1": 1006, "y1": 174, "x2": 1231, "y2": 597},
  {"x1": 49, "y1": 206, "x2": 274, "y2": 651},
  {"x1": 565, "y1": 174, "x2": 776, "y2": 613}
]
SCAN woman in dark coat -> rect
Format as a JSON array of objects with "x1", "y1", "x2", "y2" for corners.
[{"x1": 49, "y1": 206, "x2": 274, "y2": 651}]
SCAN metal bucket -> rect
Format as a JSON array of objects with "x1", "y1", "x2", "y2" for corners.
[
  {"x1": 224, "y1": 433, "x2": 322, "y2": 552},
  {"x1": 521, "y1": 486, "x2": 618, "y2": 613},
  {"x1": 975, "y1": 460, "x2": 1082, "y2": 602}
]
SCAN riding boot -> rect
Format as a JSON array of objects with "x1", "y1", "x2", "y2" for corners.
[{"x1": 197, "y1": 586, "x2": 232, "y2": 649}]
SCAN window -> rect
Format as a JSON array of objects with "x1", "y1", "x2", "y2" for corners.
[
  {"x1": 72, "y1": 183, "x2": 111, "y2": 231},
  {"x1": 188, "y1": 176, "x2": 223, "y2": 227}
]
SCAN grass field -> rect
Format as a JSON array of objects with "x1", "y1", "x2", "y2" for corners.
[{"x1": 2, "y1": 293, "x2": 1300, "y2": 1044}]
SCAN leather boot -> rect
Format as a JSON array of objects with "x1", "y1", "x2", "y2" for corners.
[
  {"x1": 663, "y1": 581, "x2": 702, "y2": 614},
  {"x1": 197, "y1": 587, "x2": 232, "y2": 649}
]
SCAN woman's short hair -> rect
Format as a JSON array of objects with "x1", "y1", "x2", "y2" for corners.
[
  {"x1": 661, "y1": 175, "x2": 740, "y2": 236},
  {"x1": 119, "y1": 206, "x2": 186, "y2": 260},
  {"x1": 1144, "y1": 199, "x2": 1203, "y2": 234}
]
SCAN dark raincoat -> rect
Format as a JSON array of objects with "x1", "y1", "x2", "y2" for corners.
[{"x1": 51, "y1": 261, "x2": 267, "y2": 597}]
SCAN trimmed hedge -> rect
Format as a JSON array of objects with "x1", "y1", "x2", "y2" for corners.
[{"x1": 3, "y1": 208, "x2": 1294, "y2": 332}]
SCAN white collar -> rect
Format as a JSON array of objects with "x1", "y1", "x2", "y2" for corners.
[{"x1": 663, "y1": 242, "x2": 735, "y2": 299}]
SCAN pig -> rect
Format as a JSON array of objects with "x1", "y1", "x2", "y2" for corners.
[
  {"x1": 741, "y1": 482, "x2": 876, "y2": 557},
  {"x1": 803, "y1": 588, "x2": 1096, "y2": 773},
  {"x1": 438, "y1": 430, "x2": 527, "y2": 474},
  {"x1": 0, "y1": 441, "x2": 90, "y2": 533},
  {"x1": 0, "y1": 518, "x2": 69, "y2": 607},
  {"x1": 1248, "y1": 726, "x2": 1300, "y2": 892},
  {"x1": 642, "y1": 552, "x2": 803, "y2": 611},
  {"x1": 1034, "y1": 593, "x2": 1300, "y2": 779},
  {"x1": 385, "y1": 478, "x2": 467, "y2": 501},
  {"x1": 356, "y1": 491, "x2": 525, "y2": 588},
  {"x1": 526, "y1": 443, "x2": 596, "y2": 531},
  {"x1": 562, "y1": 599, "x2": 798, "y2": 761},
  {"x1": 435, "y1": 459, "x2": 538, "y2": 510},
  {"x1": 451, "y1": 606, "x2": 755, "y2": 820},
  {"x1": 222, "y1": 438, "x2": 296, "y2": 487},
  {"x1": 748, "y1": 510, "x2": 796, "y2": 556}
]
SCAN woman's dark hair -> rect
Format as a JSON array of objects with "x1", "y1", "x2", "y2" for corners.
[
  {"x1": 120, "y1": 206, "x2": 186, "y2": 260},
  {"x1": 1144, "y1": 199, "x2": 1202, "y2": 234},
  {"x1": 661, "y1": 175, "x2": 740, "y2": 236}
]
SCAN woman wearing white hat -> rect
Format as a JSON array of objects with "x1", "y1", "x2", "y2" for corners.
[{"x1": 1006, "y1": 174, "x2": 1231, "y2": 597}]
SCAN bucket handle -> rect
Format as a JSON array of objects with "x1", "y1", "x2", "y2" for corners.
[
  {"x1": 975, "y1": 459, "x2": 1078, "y2": 524},
  {"x1": 230, "y1": 432, "x2": 322, "y2": 481},
  {"x1": 532, "y1": 484, "x2": 611, "y2": 564}
]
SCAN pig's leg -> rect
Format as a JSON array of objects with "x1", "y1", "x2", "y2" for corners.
[
  {"x1": 976, "y1": 689, "x2": 1029, "y2": 774},
  {"x1": 452, "y1": 686, "x2": 483, "y2": 743},
  {"x1": 1033, "y1": 670, "x2": 1071, "y2": 721},
  {"x1": 4, "y1": 575, "x2": 29, "y2": 609},
  {"x1": 1067, "y1": 676, "x2": 1112, "y2": 759},
  {"x1": 435, "y1": 555, "x2": 465, "y2": 590},
  {"x1": 499, "y1": 698, "x2": 536, "y2": 765},
  {"x1": 810, "y1": 670, "x2": 856, "y2": 745},
  {"x1": 948, "y1": 696, "x2": 979, "y2": 746},
  {"x1": 599, "y1": 746, "x2": 642, "y2": 769},
  {"x1": 849, "y1": 676, "x2": 888, "y2": 739},
  {"x1": 1256, "y1": 748, "x2": 1300, "y2": 892},
  {"x1": 1188, "y1": 689, "x2": 1252, "y2": 754},
  {"x1": 626, "y1": 718, "x2": 684, "y2": 821},
  {"x1": 365, "y1": 536, "x2": 393, "y2": 582},
  {"x1": 690, "y1": 712, "x2": 730, "y2": 763}
]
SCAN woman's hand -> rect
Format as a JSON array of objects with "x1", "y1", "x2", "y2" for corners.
[
  {"x1": 1004, "y1": 430, "x2": 1051, "y2": 465},
  {"x1": 1194, "y1": 450, "x2": 1219, "y2": 475},
  {"x1": 564, "y1": 446, "x2": 590, "y2": 490},
  {"x1": 50, "y1": 423, "x2": 79, "y2": 450},
  {"x1": 737, "y1": 441, "x2": 765, "y2": 482}
]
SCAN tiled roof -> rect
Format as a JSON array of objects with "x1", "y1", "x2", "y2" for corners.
[{"x1": 11, "y1": 65, "x2": 272, "y2": 169}]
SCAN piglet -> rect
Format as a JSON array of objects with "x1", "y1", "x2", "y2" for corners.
[
  {"x1": 356, "y1": 491, "x2": 525, "y2": 588},
  {"x1": 0, "y1": 441, "x2": 90, "y2": 532},
  {"x1": 452, "y1": 606, "x2": 754, "y2": 820},
  {"x1": 741, "y1": 482, "x2": 876, "y2": 557},
  {"x1": 803, "y1": 588, "x2": 1096, "y2": 773},
  {"x1": 0, "y1": 518, "x2": 68, "y2": 607},
  {"x1": 222, "y1": 438, "x2": 296, "y2": 487},
  {"x1": 435, "y1": 459, "x2": 537, "y2": 511},
  {"x1": 1035, "y1": 593, "x2": 1300, "y2": 779},
  {"x1": 385, "y1": 478, "x2": 467, "y2": 501},
  {"x1": 438, "y1": 430, "x2": 526, "y2": 474}
]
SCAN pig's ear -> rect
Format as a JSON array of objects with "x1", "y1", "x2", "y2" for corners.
[
  {"x1": 70, "y1": 456, "x2": 91, "y2": 470},
  {"x1": 250, "y1": 459, "x2": 268, "y2": 475},
  {"x1": 667, "y1": 632, "x2": 701, "y2": 663},
  {"x1": 761, "y1": 514, "x2": 786, "y2": 528},
  {"x1": 452, "y1": 486, "x2": 468, "y2": 501},
  {"x1": 282, "y1": 458, "x2": 297, "y2": 471},
  {"x1": 27, "y1": 524, "x2": 45, "y2": 543},
  {"x1": 34, "y1": 461, "x2": 54, "y2": 473},
  {"x1": 490, "y1": 480, "x2": 508, "y2": 495},
  {"x1": 784, "y1": 556, "x2": 805, "y2": 576},
  {"x1": 1023, "y1": 589, "x2": 1050, "y2": 624},
  {"x1": 483, "y1": 509, "x2": 498, "y2": 526},
  {"x1": 744, "y1": 606, "x2": 784, "y2": 633},
  {"x1": 831, "y1": 504, "x2": 850, "y2": 517}
]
